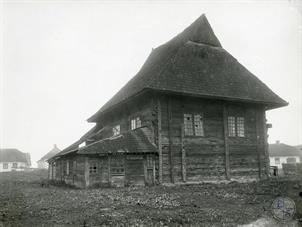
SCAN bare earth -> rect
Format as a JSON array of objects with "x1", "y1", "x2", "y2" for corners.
[{"x1": 0, "y1": 170, "x2": 301, "y2": 227}]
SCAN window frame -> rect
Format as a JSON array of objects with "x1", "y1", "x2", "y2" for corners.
[
  {"x1": 286, "y1": 157, "x2": 296, "y2": 164},
  {"x1": 130, "y1": 116, "x2": 142, "y2": 130},
  {"x1": 3, "y1": 163, "x2": 8, "y2": 169},
  {"x1": 227, "y1": 115, "x2": 245, "y2": 138},
  {"x1": 12, "y1": 162, "x2": 18, "y2": 168},
  {"x1": 112, "y1": 124, "x2": 121, "y2": 136},
  {"x1": 183, "y1": 113, "x2": 204, "y2": 137},
  {"x1": 110, "y1": 156, "x2": 125, "y2": 176},
  {"x1": 89, "y1": 162, "x2": 98, "y2": 174},
  {"x1": 274, "y1": 157, "x2": 280, "y2": 165}
]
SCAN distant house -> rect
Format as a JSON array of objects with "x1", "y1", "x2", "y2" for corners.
[
  {"x1": 0, "y1": 149, "x2": 31, "y2": 172},
  {"x1": 37, "y1": 144, "x2": 61, "y2": 169},
  {"x1": 269, "y1": 141, "x2": 301, "y2": 169},
  {"x1": 48, "y1": 14, "x2": 287, "y2": 188}
]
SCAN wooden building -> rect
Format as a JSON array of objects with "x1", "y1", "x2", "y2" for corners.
[{"x1": 48, "y1": 14, "x2": 287, "y2": 188}]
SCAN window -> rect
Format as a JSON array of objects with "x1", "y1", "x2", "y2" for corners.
[
  {"x1": 184, "y1": 113, "x2": 204, "y2": 136},
  {"x1": 111, "y1": 157, "x2": 125, "y2": 175},
  {"x1": 286, "y1": 157, "x2": 296, "y2": 164},
  {"x1": 237, "y1": 117, "x2": 245, "y2": 137},
  {"x1": 112, "y1": 125, "x2": 120, "y2": 136},
  {"x1": 3, "y1": 163, "x2": 8, "y2": 169},
  {"x1": 130, "y1": 117, "x2": 141, "y2": 130},
  {"x1": 228, "y1": 116, "x2": 245, "y2": 137},
  {"x1": 89, "y1": 163, "x2": 97, "y2": 174},
  {"x1": 227, "y1": 116, "x2": 236, "y2": 137},
  {"x1": 12, "y1": 163, "x2": 18, "y2": 168},
  {"x1": 275, "y1": 157, "x2": 280, "y2": 165}
]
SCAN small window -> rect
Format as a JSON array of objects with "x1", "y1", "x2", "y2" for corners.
[
  {"x1": 111, "y1": 157, "x2": 125, "y2": 175},
  {"x1": 3, "y1": 163, "x2": 8, "y2": 169},
  {"x1": 228, "y1": 116, "x2": 236, "y2": 137},
  {"x1": 275, "y1": 157, "x2": 280, "y2": 165},
  {"x1": 184, "y1": 113, "x2": 204, "y2": 136},
  {"x1": 130, "y1": 117, "x2": 141, "y2": 130},
  {"x1": 12, "y1": 163, "x2": 18, "y2": 168},
  {"x1": 112, "y1": 125, "x2": 120, "y2": 136},
  {"x1": 286, "y1": 157, "x2": 296, "y2": 164},
  {"x1": 89, "y1": 163, "x2": 97, "y2": 174}
]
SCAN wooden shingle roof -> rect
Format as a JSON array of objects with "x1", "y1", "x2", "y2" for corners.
[
  {"x1": 78, "y1": 127, "x2": 157, "y2": 155},
  {"x1": 88, "y1": 14, "x2": 287, "y2": 122}
]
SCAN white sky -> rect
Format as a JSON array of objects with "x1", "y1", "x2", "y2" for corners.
[{"x1": 1, "y1": 0, "x2": 301, "y2": 167}]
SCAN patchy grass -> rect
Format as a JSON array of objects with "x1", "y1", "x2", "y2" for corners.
[{"x1": 0, "y1": 170, "x2": 301, "y2": 226}]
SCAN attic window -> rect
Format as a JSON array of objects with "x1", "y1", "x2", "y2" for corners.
[
  {"x1": 184, "y1": 113, "x2": 204, "y2": 136},
  {"x1": 112, "y1": 125, "x2": 120, "y2": 136},
  {"x1": 130, "y1": 117, "x2": 141, "y2": 130}
]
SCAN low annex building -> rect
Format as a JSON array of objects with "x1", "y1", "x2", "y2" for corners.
[
  {"x1": 48, "y1": 14, "x2": 287, "y2": 188},
  {"x1": 0, "y1": 149, "x2": 31, "y2": 172}
]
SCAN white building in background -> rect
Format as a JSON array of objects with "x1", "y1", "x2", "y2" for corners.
[
  {"x1": 0, "y1": 149, "x2": 31, "y2": 172},
  {"x1": 37, "y1": 144, "x2": 61, "y2": 169},
  {"x1": 269, "y1": 141, "x2": 301, "y2": 169}
]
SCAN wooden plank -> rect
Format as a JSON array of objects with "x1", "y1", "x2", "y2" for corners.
[
  {"x1": 223, "y1": 104, "x2": 230, "y2": 180},
  {"x1": 157, "y1": 98, "x2": 163, "y2": 184},
  {"x1": 108, "y1": 155, "x2": 111, "y2": 185},
  {"x1": 262, "y1": 109, "x2": 270, "y2": 177},
  {"x1": 181, "y1": 124, "x2": 186, "y2": 182},
  {"x1": 256, "y1": 109, "x2": 262, "y2": 179},
  {"x1": 153, "y1": 155, "x2": 156, "y2": 184},
  {"x1": 143, "y1": 155, "x2": 147, "y2": 185},
  {"x1": 84, "y1": 157, "x2": 89, "y2": 188},
  {"x1": 167, "y1": 97, "x2": 174, "y2": 183}
]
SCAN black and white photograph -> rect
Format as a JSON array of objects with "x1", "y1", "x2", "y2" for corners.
[{"x1": 0, "y1": 0, "x2": 301, "y2": 226}]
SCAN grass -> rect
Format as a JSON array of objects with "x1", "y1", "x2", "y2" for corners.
[{"x1": 0, "y1": 170, "x2": 301, "y2": 226}]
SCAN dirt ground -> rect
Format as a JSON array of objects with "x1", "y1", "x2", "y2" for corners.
[{"x1": 0, "y1": 170, "x2": 301, "y2": 227}]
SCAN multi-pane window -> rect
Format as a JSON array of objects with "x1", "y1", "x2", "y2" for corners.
[
  {"x1": 3, "y1": 163, "x2": 8, "y2": 169},
  {"x1": 275, "y1": 157, "x2": 280, "y2": 165},
  {"x1": 112, "y1": 125, "x2": 120, "y2": 136},
  {"x1": 89, "y1": 163, "x2": 97, "y2": 174},
  {"x1": 111, "y1": 157, "x2": 125, "y2": 175},
  {"x1": 286, "y1": 157, "x2": 296, "y2": 164},
  {"x1": 12, "y1": 163, "x2": 18, "y2": 168},
  {"x1": 228, "y1": 116, "x2": 245, "y2": 137},
  {"x1": 184, "y1": 113, "x2": 204, "y2": 136},
  {"x1": 130, "y1": 117, "x2": 141, "y2": 130}
]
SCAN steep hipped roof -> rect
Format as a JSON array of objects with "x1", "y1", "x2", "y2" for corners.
[
  {"x1": 269, "y1": 143, "x2": 301, "y2": 157},
  {"x1": 78, "y1": 127, "x2": 157, "y2": 155},
  {"x1": 88, "y1": 14, "x2": 287, "y2": 122},
  {"x1": 37, "y1": 145, "x2": 61, "y2": 162},
  {"x1": 0, "y1": 149, "x2": 29, "y2": 163}
]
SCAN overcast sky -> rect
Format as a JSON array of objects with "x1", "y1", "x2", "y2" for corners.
[{"x1": 1, "y1": 0, "x2": 301, "y2": 167}]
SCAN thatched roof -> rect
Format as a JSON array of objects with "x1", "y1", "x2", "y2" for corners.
[
  {"x1": 37, "y1": 145, "x2": 61, "y2": 162},
  {"x1": 269, "y1": 143, "x2": 301, "y2": 157},
  {"x1": 0, "y1": 149, "x2": 29, "y2": 164},
  {"x1": 78, "y1": 127, "x2": 157, "y2": 155},
  {"x1": 88, "y1": 14, "x2": 287, "y2": 122}
]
